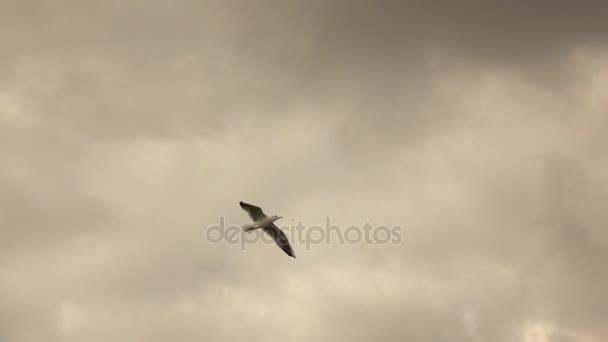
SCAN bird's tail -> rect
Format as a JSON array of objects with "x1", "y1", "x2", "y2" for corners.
[{"x1": 242, "y1": 224, "x2": 256, "y2": 233}]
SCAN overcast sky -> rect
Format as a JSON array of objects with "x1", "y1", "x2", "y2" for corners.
[{"x1": 1, "y1": 1, "x2": 608, "y2": 341}]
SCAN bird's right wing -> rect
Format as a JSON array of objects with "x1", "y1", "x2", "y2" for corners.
[
  {"x1": 239, "y1": 201, "x2": 267, "y2": 221},
  {"x1": 262, "y1": 224, "x2": 296, "y2": 258}
]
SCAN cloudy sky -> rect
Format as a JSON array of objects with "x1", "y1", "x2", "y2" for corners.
[{"x1": 1, "y1": 1, "x2": 607, "y2": 341}]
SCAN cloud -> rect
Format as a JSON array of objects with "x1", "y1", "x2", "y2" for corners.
[{"x1": 1, "y1": 1, "x2": 607, "y2": 341}]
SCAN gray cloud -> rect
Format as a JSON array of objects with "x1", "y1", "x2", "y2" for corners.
[{"x1": 1, "y1": 1, "x2": 607, "y2": 341}]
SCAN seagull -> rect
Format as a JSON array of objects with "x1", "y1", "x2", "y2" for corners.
[{"x1": 239, "y1": 201, "x2": 296, "y2": 258}]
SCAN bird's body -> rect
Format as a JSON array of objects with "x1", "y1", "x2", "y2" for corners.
[
  {"x1": 243, "y1": 215, "x2": 282, "y2": 232},
  {"x1": 239, "y1": 201, "x2": 296, "y2": 258}
]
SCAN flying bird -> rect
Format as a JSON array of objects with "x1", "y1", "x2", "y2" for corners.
[{"x1": 239, "y1": 201, "x2": 296, "y2": 258}]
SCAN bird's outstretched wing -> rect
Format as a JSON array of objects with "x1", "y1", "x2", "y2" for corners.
[
  {"x1": 263, "y1": 224, "x2": 296, "y2": 258},
  {"x1": 239, "y1": 201, "x2": 267, "y2": 221}
]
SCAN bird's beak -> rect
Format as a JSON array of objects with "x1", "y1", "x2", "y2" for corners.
[{"x1": 278, "y1": 216, "x2": 283, "y2": 220}]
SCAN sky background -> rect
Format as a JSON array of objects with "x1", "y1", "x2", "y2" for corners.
[{"x1": 1, "y1": 1, "x2": 608, "y2": 341}]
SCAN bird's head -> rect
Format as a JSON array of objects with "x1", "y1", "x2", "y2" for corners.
[{"x1": 271, "y1": 215, "x2": 283, "y2": 222}]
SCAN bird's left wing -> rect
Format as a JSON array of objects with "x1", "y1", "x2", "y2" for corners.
[
  {"x1": 262, "y1": 223, "x2": 296, "y2": 258},
  {"x1": 239, "y1": 201, "x2": 267, "y2": 221}
]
